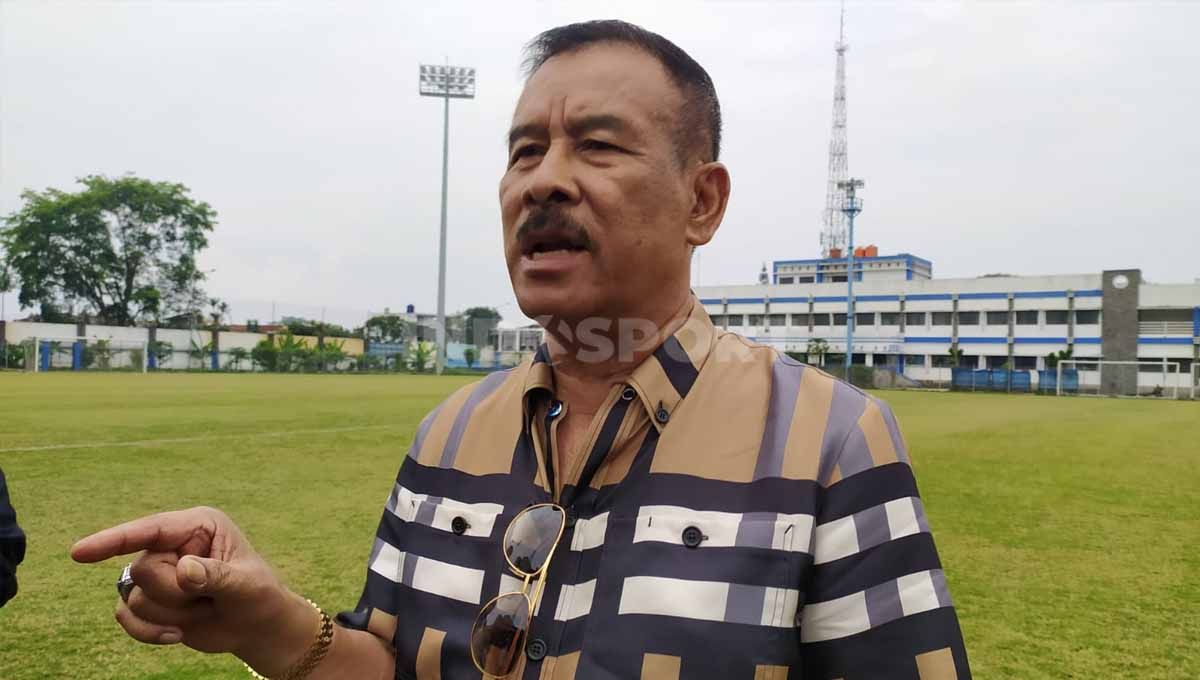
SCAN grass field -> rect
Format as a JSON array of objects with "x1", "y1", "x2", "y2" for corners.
[{"x1": 0, "y1": 373, "x2": 1197, "y2": 679}]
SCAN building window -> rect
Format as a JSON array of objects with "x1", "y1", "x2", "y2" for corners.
[
  {"x1": 709, "y1": 314, "x2": 725, "y2": 327},
  {"x1": 904, "y1": 354, "x2": 927, "y2": 368},
  {"x1": 1075, "y1": 309, "x2": 1100, "y2": 325},
  {"x1": 957, "y1": 311, "x2": 980, "y2": 326},
  {"x1": 931, "y1": 354, "x2": 954, "y2": 368},
  {"x1": 768, "y1": 314, "x2": 787, "y2": 327},
  {"x1": 856, "y1": 312, "x2": 875, "y2": 326},
  {"x1": 986, "y1": 356, "x2": 1010, "y2": 369},
  {"x1": 986, "y1": 311, "x2": 1009, "y2": 326},
  {"x1": 791, "y1": 313, "x2": 810, "y2": 327},
  {"x1": 1015, "y1": 310, "x2": 1039, "y2": 325},
  {"x1": 905, "y1": 312, "x2": 927, "y2": 326},
  {"x1": 833, "y1": 313, "x2": 847, "y2": 326},
  {"x1": 1046, "y1": 310, "x2": 1069, "y2": 325},
  {"x1": 812, "y1": 313, "x2": 831, "y2": 326},
  {"x1": 830, "y1": 275, "x2": 848, "y2": 283},
  {"x1": 797, "y1": 276, "x2": 815, "y2": 283},
  {"x1": 727, "y1": 314, "x2": 744, "y2": 327},
  {"x1": 748, "y1": 314, "x2": 764, "y2": 326},
  {"x1": 1013, "y1": 356, "x2": 1038, "y2": 370},
  {"x1": 931, "y1": 312, "x2": 954, "y2": 326},
  {"x1": 778, "y1": 276, "x2": 794, "y2": 285},
  {"x1": 880, "y1": 312, "x2": 900, "y2": 326}
]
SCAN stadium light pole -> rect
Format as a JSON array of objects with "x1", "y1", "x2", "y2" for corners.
[
  {"x1": 419, "y1": 61, "x2": 476, "y2": 375},
  {"x1": 837, "y1": 178, "x2": 864, "y2": 381}
]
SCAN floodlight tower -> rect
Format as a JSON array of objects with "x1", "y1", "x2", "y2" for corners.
[
  {"x1": 419, "y1": 62, "x2": 476, "y2": 375},
  {"x1": 820, "y1": 3, "x2": 851, "y2": 258},
  {"x1": 838, "y1": 178, "x2": 864, "y2": 379}
]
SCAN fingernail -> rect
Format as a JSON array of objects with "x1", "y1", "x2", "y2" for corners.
[
  {"x1": 159, "y1": 631, "x2": 181, "y2": 644},
  {"x1": 183, "y1": 559, "x2": 206, "y2": 586}
]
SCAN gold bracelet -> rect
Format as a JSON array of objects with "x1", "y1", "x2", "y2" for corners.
[{"x1": 244, "y1": 598, "x2": 335, "y2": 680}]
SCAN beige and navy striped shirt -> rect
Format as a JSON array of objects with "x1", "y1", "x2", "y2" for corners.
[{"x1": 339, "y1": 299, "x2": 970, "y2": 680}]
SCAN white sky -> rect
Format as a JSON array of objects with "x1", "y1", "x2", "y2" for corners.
[{"x1": 2, "y1": 1, "x2": 1198, "y2": 328}]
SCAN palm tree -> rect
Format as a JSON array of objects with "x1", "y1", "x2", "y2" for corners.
[{"x1": 228, "y1": 347, "x2": 249, "y2": 371}]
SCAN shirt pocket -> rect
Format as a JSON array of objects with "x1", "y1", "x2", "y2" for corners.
[
  {"x1": 389, "y1": 484, "x2": 506, "y2": 539},
  {"x1": 617, "y1": 506, "x2": 811, "y2": 628}
]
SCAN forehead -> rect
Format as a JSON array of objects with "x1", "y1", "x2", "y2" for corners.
[{"x1": 512, "y1": 43, "x2": 682, "y2": 134}]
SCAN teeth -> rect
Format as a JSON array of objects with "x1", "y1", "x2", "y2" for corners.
[{"x1": 530, "y1": 248, "x2": 576, "y2": 260}]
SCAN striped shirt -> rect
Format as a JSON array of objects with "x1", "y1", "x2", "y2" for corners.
[{"x1": 338, "y1": 298, "x2": 971, "y2": 680}]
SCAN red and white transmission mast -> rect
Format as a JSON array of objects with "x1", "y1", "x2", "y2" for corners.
[{"x1": 819, "y1": 3, "x2": 851, "y2": 258}]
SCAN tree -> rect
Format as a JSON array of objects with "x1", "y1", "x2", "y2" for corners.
[
  {"x1": 947, "y1": 346, "x2": 964, "y2": 368},
  {"x1": 149, "y1": 340, "x2": 174, "y2": 368},
  {"x1": 461, "y1": 307, "x2": 502, "y2": 347},
  {"x1": 1045, "y1": 348, "x2": 1073, "y2": 369},
  {"x1": 207, "y1": 298, "x2": 229, "y2": 330},
  {"x1": 805, "y1": 338, "x2": 830, "y2": 367},
  {"x1": 362, "y1": 314, "x2": 415, "y2": 344},
  {"x1": 0, "y1": 175, "x2": 217, "y2": 326},
  {"x1": 407, "y1": 341, "x2": 434, "y2": 373},
  {"x1": 228, "y1": 347, "x2": 249, "y2": 371},
  {"x1": 282, "y1": 317, "x2": 354, "y2": 339},
  {"x1": 250, "y1": 338, "x2": 279, "y2": 372},
  {"x1": 463, "y1": 346, "x2": 478, "y2": 369}
]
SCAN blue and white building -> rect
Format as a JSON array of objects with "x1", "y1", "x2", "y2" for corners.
[{"x1": 697, "y1": 253, "x2": 1200, "y2": 387}]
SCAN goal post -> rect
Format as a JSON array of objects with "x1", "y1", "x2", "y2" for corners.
[
  {"x1": 21, "y1": 336, "x2": 149, "y2": 373},
  {"x1": 1192, "y1": 363, "x2": 1200, "y2": 401},
  {"x1": 1057, "y1": 359, "x2": 1181, "y2": 399}
]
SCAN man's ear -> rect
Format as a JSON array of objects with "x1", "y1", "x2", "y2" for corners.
[{"x1": 686, "y1": 162, "x2": 731, "y2": 248}]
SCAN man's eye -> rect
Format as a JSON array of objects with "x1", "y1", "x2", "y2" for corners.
[
  {"x1": 509, "y1": 146, "x2": 543, "y2": 165},
  {"x1": 580, "y1": 139, "x2": 620, "y2": 152}
]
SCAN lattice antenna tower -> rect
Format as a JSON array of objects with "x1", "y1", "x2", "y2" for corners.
[{"x1": 819, "y1": 2, "x2": 851, "y2": 257}]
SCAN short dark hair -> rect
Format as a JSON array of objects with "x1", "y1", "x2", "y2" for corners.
[{"x1": 521, "y1": 20, "x2": 723, "y2": 164}]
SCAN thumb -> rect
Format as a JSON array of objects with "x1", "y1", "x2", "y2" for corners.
[{"x1": 176, "y1": 555, "x2": 240, "y2": 597}]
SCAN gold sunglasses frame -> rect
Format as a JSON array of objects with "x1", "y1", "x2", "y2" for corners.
[{"x1": 470, "y1": 503, "x2": 567, "y2": 678}]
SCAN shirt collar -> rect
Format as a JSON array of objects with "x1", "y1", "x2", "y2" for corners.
[{"x1": 520, "y1": 295, "x2": 718, "y2": 432}]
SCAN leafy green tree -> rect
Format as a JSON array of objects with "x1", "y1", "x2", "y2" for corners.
[
  {"x1": 275, "y1": 332, "x2": 311, "y2": 372},
  {"x1": 1045, "y1": 348, "x2": 1073, "y2": 369},
  {"x1": 407, "y1": 341, "x2": 434, "y2": 373},
  {"x1": 283, "y1": 318, "x2": 354, "y2": 339},
  {"x1": 250, "y1": 338, "x2": 279, "y2": 372},
  {"x1": 805, "y1": 338, "x2": 830, "y2": 367},
  {"x1": 463, "y1": 346, "x2": 478, "y2": 369},
  {"x1": 461, "y1": 307, "x2": 502, "y2": 346},
  {"x1": 0, "y1": 175, "x2": 217, "y2": 326},
  {"x1": 362, "y1": 314, "x2": 414, "y2": 344},
  {"x1": 188, "y1": 339, "x2": 213, "y2": 370},
  {"x1": 318, "y1": 339, "x2": 347, "y2": 372},
  {"x1": 150, "y1": 340, "x2": 173, "y2": 368},
  {"x1": 947, "y1": 346, "x2": 964, "y2": 368},
  {"x1": 228, "y1": 346, "x2": 249, "y2": 371}
]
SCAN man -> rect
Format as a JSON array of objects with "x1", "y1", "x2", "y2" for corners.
[
  {"x1": 72, "y1": 20, "x2": 970, "y2": 680},
  {"x1": 1, "y1": 467, "x2": 25, "y2": 608}
]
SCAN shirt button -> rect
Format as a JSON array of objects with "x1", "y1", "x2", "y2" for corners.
[
  {"x1": 547, "y1": 401, "x2": 563, "y2": 418},
  {"x1": 655, "y1": 406, "x2": 670, "y2": 424},
  {"x1": 621, "y1": 386, "x2": 637, "y2": 401},
  {"x1": 525, "y1": 637, "x2": 548, "y2": 661},
  {"x1": 682, "y1": 525, "x2": 705, "y2": 548},
  {"x1": 451, "y1": 516, "x2": 469, "y2": 535}
]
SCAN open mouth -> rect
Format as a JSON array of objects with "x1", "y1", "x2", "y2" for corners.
[{"x1": 520, "y1": 227, "x2": 591, "y2": 260}]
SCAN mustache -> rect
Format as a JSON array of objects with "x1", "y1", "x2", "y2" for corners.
[{"x1": 516, "y1": 207, "x2": 594, "y2": 251}]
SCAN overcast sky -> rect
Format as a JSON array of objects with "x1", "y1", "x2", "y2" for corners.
[{"x1": 2, "y1": 1, "x2": 1198, "y2": 328}]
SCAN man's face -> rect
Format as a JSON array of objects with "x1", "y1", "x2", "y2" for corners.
[{"x1": 500, "y1": 43, "x2": 697, "y2": 324}]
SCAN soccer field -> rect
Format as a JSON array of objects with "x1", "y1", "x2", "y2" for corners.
[{"x1": 0, "y1": 373, "x2": 1196, "y2": 679}]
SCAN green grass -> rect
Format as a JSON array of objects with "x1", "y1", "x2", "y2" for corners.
[{"x1": 0, "y1": 373, "x2": 1197, "y2": 678}]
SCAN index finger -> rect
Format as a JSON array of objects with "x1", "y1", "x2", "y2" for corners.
[{"x1": 70, "y1": 509, "x2": 215, "y2": 564}]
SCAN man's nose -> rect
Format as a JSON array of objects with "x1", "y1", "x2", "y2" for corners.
[{"x1": 523, "y1": 144, "x2": 580, "y2": 208}]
